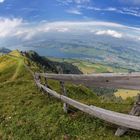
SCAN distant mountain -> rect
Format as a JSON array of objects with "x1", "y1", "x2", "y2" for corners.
[
  {"x1": 0, "y1": 47, "x2": 11, "y2": 54},
  {"x1": 24, "y1": 50, "x2": 82, "y2": 74}
]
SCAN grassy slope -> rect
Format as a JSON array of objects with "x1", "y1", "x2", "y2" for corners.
[{"x1": 0, "y1": 51, "x2": 140, "y2": 140}]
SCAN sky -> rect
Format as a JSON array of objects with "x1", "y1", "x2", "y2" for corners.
[
  {"x1": 0, "y1": 0, "x2": 140, "y2": 25},
  {"x1": 0, "y1": 0, "x2": 140, "y2": 46}
]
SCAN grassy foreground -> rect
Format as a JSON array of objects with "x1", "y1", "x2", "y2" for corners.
[{"x1": 0, "y1": 51, "x2": 140, "y2": 140}]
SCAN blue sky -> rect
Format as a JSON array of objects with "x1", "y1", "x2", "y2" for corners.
[
  {"x1": 0, "y1": 0, "x2": 140, "y2": 26},
  {"x1": 0, "y1": 0, "x2": 140, "y2": 45}
]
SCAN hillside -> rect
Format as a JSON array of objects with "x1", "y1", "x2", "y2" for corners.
[
  {"x1": 49, "y1": 58, "x2": 129, "y2": 74},
  {"x1": 24, "y1": 50, "x2": 82, "y2": 74},
  {"x1": 0, "y1": 51, "x2": 140, "y2": 139}
]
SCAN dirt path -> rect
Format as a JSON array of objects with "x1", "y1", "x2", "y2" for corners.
[
  {"x1": 11, "y1": 59, "x2": 23, "y2": 80},
  {"x1": 5, "y1": 54, "x2": 24, "y2": 81}
]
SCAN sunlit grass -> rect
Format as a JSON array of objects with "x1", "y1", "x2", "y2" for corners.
[
  {"x1": 115, "y1": 89, "x2": 139, "y2": 100},
  {"x1": 9, "y1": 50, "x2": 21, "y2": 57}
]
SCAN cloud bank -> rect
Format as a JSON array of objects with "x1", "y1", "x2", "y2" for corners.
[
  {"x1": 0, "y1": 18, "x2": 23, "y2": 38},
  {"x1": 0, "y1": 17, "x2": 140, "y2": 42},
  {"x1": 95, "y1": 30, "x2": 123, "y2": 38}
]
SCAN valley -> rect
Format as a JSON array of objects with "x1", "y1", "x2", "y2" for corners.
[
  {"x1": 6, "y1": 30, "x2": 140, "y2": 72},
  {"x1": 49, "y1": 57, "x2": 129, "y2": 74}
]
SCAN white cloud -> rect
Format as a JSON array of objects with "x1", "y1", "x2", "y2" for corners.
[
  {"x1": 58, "y1": 0, "x2": 140, "y2": 17},
  {"x1": 74, "y1": 0, "x2": 90, "y2": 4},
  {"x1": 57, "y1": 0, "x2": 90, "y2": 5},
  {"x1": 0, "y1": 18, "x2": 139, "y2": 42},
  {"x1": 105, "y1": 7, "x2": 117, "y2": 11},
  {"x1": 95, "y1": 30, "x2": 123, "y2": 38},
  {"x1": 0, "y1": 0, "x2": 5, "y2": 3},
  {"x1": 0, "y1": 17, "x2": 23, "y2": 38},
  {"x1": 0, "y1": 17, "x2": 49, "y2": 40},
  {"x1": 86, "y1": 7, "x2": 117, "y2": 11},
  {"x1": 87, "y1": 6, "x2": 140, "y2": 17},
  {"x1": 46, "y1": 21, "x2": 124, "y2": 28},
  {"x1": 66, "y1": 9, "x2": 82, "y2": 15},
  {"x1": 118, "y1": 7, "x2": 140, "y2": 17},
  {"x1": 56, "y1": 28, "x2": 69, "y2": 32},
  {"x1": 120, "y1": 0, "x2": 140, "y2": 5},
  {"x1": 57, "y1": 0, "x2": 90, "y2": 16}
]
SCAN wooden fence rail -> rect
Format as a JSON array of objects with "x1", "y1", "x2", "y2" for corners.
[
  {"x1": 37, "y1": 73, "x2": 140, "y2": 90},
  {"x1": 23, "y1": 59, "x2": 140, "y2": 136},
  {"x1": 35, "y1": 77, "x2": 140, "y2": 131}
]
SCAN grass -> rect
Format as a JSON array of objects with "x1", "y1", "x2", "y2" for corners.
[
  {"x1": 115, "y1": 89, "x2": 139, "y2": 100},
  {"x1": 11, "y1": 59, "x2": 23, "y2": 80},
  {"x1": 9, "y1": 50, "x2": 22, "y2": 57},
  {"x1": 0, "y1": 51, "x2": 140, "y2": 139}
]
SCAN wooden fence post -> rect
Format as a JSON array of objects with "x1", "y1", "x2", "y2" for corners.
[
  {"x1": 115, "y1": 94, "x2": 140, "y2": 136},
  {"x1": 44, "y1": 77, "x2": 50, "y2": 97},
  {"x1": 44, "y1": 77, "x2": 48, "y2": 87},
  {"x1": 60, "y1": 81, "x2": 68, "y2": 113},
  {"x1": 57, "y1": 66, "x2": 69, "y2": 113},
  {"x1": 42, "y1": 67, "x2": 49, "y2": 96},
  {"x1": 35, "y1": 73, "x2": 42, "y2": 91}
]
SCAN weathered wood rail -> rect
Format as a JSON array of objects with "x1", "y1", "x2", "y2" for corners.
[
  {"x1": 34, "y1": 72, "x2": 140, "y2": 136},
  {"x1": 35, "y1": 78, "x2": 140, "y2": 130},
  {"x1": 37, "y1": 73, "x2": 140, "y2": 90}
]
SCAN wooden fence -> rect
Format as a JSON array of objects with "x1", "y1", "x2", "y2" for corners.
[
  {"x1": 34, "y1": 72, "x2": 140, "y2": 136},
  {"x1": 37, "y1": 73, "x2": 140, "y2": 90}
]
